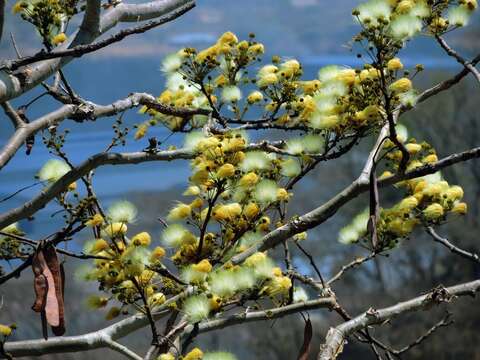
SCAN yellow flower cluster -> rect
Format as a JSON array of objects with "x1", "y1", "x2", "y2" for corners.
[
  {"x1": 12, "y1": 0, "x2": 77, "y2": 46},
  {"x1": 354, "y1": 0, "x2": 477, "y2": 40},
  {"x1": 79, "y1": 201, "x2": 171, "y2": 319},
  {"x1": 163, "y1": 131, "x2": 298, "y2": 266},
  {"x1": 375, "y1": 134, "x2": 467, "y2": 247}
]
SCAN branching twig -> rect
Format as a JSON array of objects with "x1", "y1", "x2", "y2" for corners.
[
  {"x1": 318, "y1": 279, "x2": 480, "y2": 360},
  {"x1": 426, "y1": 227, "x2": 480, "y2": 264},
  {"x1": 435, "y1": 35, "x2": 480, "y2": 85},
  {"x1": 327, "y1": 252, "x2": 376, "y2": 286}
]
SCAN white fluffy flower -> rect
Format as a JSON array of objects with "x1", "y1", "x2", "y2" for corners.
[
  {"x1": 183, "y1": 295, "x2": 210, "y2": 323},
  {"x1": 303, "y1": 134, "x2": 325, "y2": 153},
  {"x1": 38, "y1": 159, "x2": 70, "y2": 182},
  {"x1": 239, "y1": 231, "x2": 263, "y2": 247},
  {"x1": 233, "y1": 267, "x2": 256, "y2": 290},
  {"x1": 318, "y1": 65, "x2": 341, "y2": 83},
  {"x1": 166, "y1": 73, "x2": 195, "y2": 92},
  {"x1": 351, "y1": 210, "x2": 369, "y2": 235},
  {"x1": 321, "y1": 80, "x2": 348, "y2": 97},
  {"x1": 338, "y1": 226, "x2": 359, "y2": 245},
  {"x1": 410, "y1": 0, "x2": 430, "y2": 18},
  {"x1": 389, "y1": 14, "x2": 422, "y2": 40},
  {"x1": 240, "y1": 151, "x2": 271, "y2": 172},
  {"x1": 396, "y1": 124, "x2": 409, "y2": 143},
  {"x1": 286, "y1": 138, "x2": 304, "y2": 154},
  {"x1": 399, "y1": 89, "x2": 418, "y2": 108},
  {"x1": 356, "y1": 0, "x2": 392, "y2": 26},
  {"x1": 447, "y1": 6, "x2": 471, "y2": 27},
  {"x1": 184, "y1": 131, "x2": 205, "y2": 149},
  {"x1": 293, "y1": 287, "x2": 309, "y2": 303},
  {"x1": 221, "y1": 86, "x2": 242, "y2": 103},
  {"x1": 161, "y1": 53, "x2": 182, "y2": 73},
  {"x1": 161, "y1": 224, "x2": 190, "y2": 247},
  {"x1": 314, "y1": 95, "x2": 338, "y2": 115},
  {"x1": 423, "y1": 172, "x2": 443, "y2": 184},
  {"x1": 107, "y1": 201, "x2": 137, "y2": 223},
  {"x1": 209, "y1": 271, "x2": 238, "y2": 297},
  {"x1": 254, "y1": 179, "x2": 278, "y2": 204},
  {"x1": 181, "y1": 266, "x2": 207, "y2": 284},
  {"x1": 280, "y1": 158, "x2": 301, "y2": 177},
  {"x1": 309, "y1": 113, "x2": 339, "y2": 130}
]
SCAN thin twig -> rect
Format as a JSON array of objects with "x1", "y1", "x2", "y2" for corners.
[{"x1": 426, "y1": 227, "x2": 480, "y2": 264}]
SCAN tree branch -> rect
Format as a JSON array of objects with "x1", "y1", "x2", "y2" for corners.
[
  {"x1": 1, "y1": 101, "x2": 25, "y2": 129},
  {"x1": 231, "y1": 145, "x2": 480, "y2": 265},
  {"x1": 426, "y1": 227, "x2": 480, "y2": 264},
  {"x1": 0, "y1": 139, "x2": 291, "y2": 229},
  {"x1": 104, "y1": 338, "x2": 142, "y2": 360},
  {"x1": 435, "y1": 35, "x2": 480, "y2": 85},
  {"x1": 317, "y1": 279, "x2": 480, "y2": 360},
  {"x1": 0, "y1": 92, "x2": 208, "y2": 170},
  {"x1": 3, "y1": 288, "x2": 194, "y2": 357},
  {"x1": 0, "y1": 0, "x2": 194, "y2": 103},
  {"x1": 327, "y1": 252, "x2": 376, "y2": 286},
  {"x1": 390, "y1": 312, "x2": 452, "y2": 356},
  {"x1": 4, "y1": 1, "x2": 195, "y2": 71},
  {"x1": 183, "y1": 297, "x2": 336, "y2": 337}
]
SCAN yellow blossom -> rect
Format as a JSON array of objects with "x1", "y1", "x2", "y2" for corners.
[
  {"x1": 452, "y1": 202, "x2": 467, "y2": 215},
  {"x1": 423, "y1": 203, "x2": 444, "y2": 220},
  {"x1": 103, "y1": 223, "x2": 128, "y2": 237},
  {"x1": 85, "y1": 213, "x2": 104, "y2": 227},
  {"x1": 247, "y1": 91, "x2": 264, "y2": 104},
  {"x1": 52, "y1": 33, "x2": 67, "y2": 45},
  {"x1": 131, "y1": 232, "x2": 151, "y2": 246},
  {"x1": 184, "y1": 347, "x2": 204, "y2": 360},
  {"x1": 0, "y1": 324, "x2": 12, "y2": 336},
  {"x1": 389, "y1": 78, "x2": 412, "y2": 93},
  {"x1": 192, "y1": 259, "x2": 212, "y2": 273},
  {"x1": 387, "y1": 58, "x2": 404, "y2": 71},
  {"x1": 216, "y1": 163, "x2": 235, "y2": 178}
]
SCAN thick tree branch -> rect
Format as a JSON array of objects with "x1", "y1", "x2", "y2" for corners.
[
  {"x1": 3, "y1": 289, "x2": 193, "y2": 357},
  {"x1": 0, "y1": 140, "x2": 293, "y2": 229},
  {"x1": 79, "y1": 0, "x2": 102, "y2": 39},
  {"x1": 317, "y1": 279, "x2": 480, "y2": 360},
  {"x1": 0, "y1": 0, "x2": 194, "y2": 103},
  {"x1": 231, "y1": 145, "x2": 480, "y2": 265},
  {"x1": 4, "y1": 1, "x2": 195, "y2": 71},
  {"x1": 183, "y1": 297, "x2": 336, "y2": 337},
  {"x1": 0, "y1": 92, "x2": 208, "y2": 170}
]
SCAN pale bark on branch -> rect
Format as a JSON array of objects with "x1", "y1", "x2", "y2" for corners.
[
  {"x1": 3, "y1": 289, "x2": 193, "y2": 358},
  {"x1": 0, "y1": 0, "x2": 194, "y2": 103},
  {"x1": 4, "y1": 1, "x2": 195, "y2": 71},
  {"x1": 189, "y1": 297, "x2": 336, "y2": 335},
  {"x1": 0, "y1": 92, "x2": 208, "y2": 170},
  {"x1": 436, "y1": 35, "x2": 480, "y2": 85},
  {"x1": 317, "y1": 279, "x2": 480, "y2": 360},
  {"x1": 0, "y1": 140, "x2": 289, "y2": 229},
  {"x1": 231, "y1": 145, "x2": 480, "y2": 265}
]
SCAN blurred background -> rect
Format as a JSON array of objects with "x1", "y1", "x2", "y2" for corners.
[{"x1": 1, "y1": 1, "x2": 480, "y2": 359}]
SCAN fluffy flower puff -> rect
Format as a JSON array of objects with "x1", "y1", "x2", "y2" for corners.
[{"x1": 107, "y1": 201, "x2": 137, "y2": 224}]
